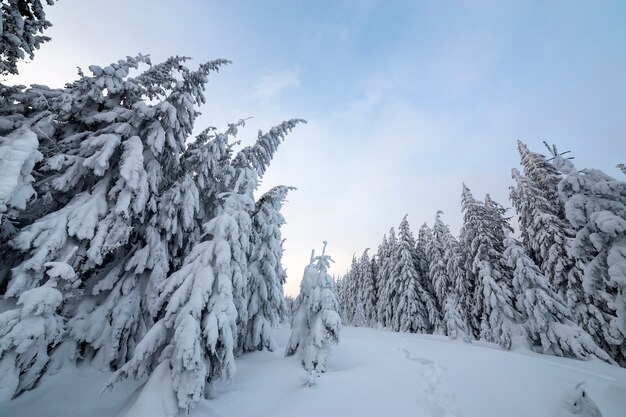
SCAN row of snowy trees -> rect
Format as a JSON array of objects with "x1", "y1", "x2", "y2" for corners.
[
  {"x1": 338, "y1": 141, "x2": 625, "y2": 367},
  {"x1": 0, "y1": 3, "x2": 301, "y2": 414}
]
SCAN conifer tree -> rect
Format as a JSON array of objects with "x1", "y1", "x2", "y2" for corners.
[
  {"x1": 517, "y1": 141, "x2": 562, "y2": 208},
  {"x1": 377, "y1": 229, "x2": 397, "y2": 327},
  {"x1": 461, "y1": 186, "x2": 521, "y2": 347},
  {"x1": 504, "y1": 237, "x2": 612, "y2": 363},
  {"x1": 286, "y1": 242, "x2": 340, "y2": 375},
  {"x1": 342, "y1": 255, "x2": 359, "y2": 325},
  {"x1": 459, "y1": 185, "x2": 484, "y2": 338},
  {"x1": 416, "y1": 223, "x2": 432, "y2": 288},
  {"x1": 550, "y1": 146, "x2": 626, "y2": 365},
  {"x1": 510, "y1": 167, "x2": 571, "y2": 298},
  {"x1": 443, "y1": 225, "x2": 473, "y2": 341},
  {"x1": 428, "y1": 211, "x2": 471, "y2": 337},
  {"x1": 1, "y1": 56, "x2": 230, "y2": 389},
  {"x1": 369, "y1": 254, "x2": 379, "y2": 326},
  {"x1": 244, "y1": 185, "x2": 294, "y2": 352},
  {"x1": 442, "y1": 294, "x2": 472, "y2": 343},
  {"x1": 391, "y1": 216, "x2": 437, "y2": 333},
  {"x1": 427, "y1": 211, "x2": 449, "y2": 332},
  {"x1": 358, "y1": 249, "x2": 377, "y2": 326}
]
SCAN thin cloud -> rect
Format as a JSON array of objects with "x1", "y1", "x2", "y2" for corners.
[{"x1": 252, "y1": 69, "x2": 300, "y2": 100}]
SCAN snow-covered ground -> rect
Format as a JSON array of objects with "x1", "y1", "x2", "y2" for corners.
[{"x1": 3, "y1": 326, "x2": 625, "y2": 417}]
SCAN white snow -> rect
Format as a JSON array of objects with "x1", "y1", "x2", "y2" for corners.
[{"x1": 3, "y1": 325, "x2": 625, "y2": 417}]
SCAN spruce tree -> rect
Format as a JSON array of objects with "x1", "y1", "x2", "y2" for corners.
[
  {"x1": 244, "y1": 185, "x2": 294, "y2": 352},
  {"x1": 285, "y1": 242, "x2": 340, "y2": 374},
  {"x1": 504, "y1": 237, "x2": 612, "y2": 363},
  {"x1": 391, "y1": 216, "x2": 437, "y2": 333},
  {"x1": 443, "y1": 225, "x2": 473, "y2": 341},
  {"x1": 550, "y1": 146, "x2": 626, "y2": 365},
  {"x1": 427, "y1": 211, "x2": 449, "y2": 333},
  {"x1": 1, "y1": 56, "x2": 230, "y2": 390},
  {"x1": 377, "y1": 228, "x2": 397, "y2": 327},
  {"x1": 459, "y1": 184, "x2": 484, "y2": 338},
  {"x1": 461, "y1": 186, "x2": 521, "y2": 348},
  {"x1": 510, "y1": 168, "x2": 572, "y2": 298},
  {"x1": 358, "y1": 249, "x2": 377, "y2": 326},
  {"x1": 428, "y1": 211, "x2": 471, "y2": 337}
]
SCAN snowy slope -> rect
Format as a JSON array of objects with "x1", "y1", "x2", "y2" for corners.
[{"x1": 3, "y1": 326, "x2": 625, "y2": 417}]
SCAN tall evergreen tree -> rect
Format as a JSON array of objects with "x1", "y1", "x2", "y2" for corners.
[
  {"x1": 461, "y1": 186, "x2": 521, "y2": 348},
  {"x1": 504, "y1": 237, "x2": 612, "y2": 363},
  {"x1": 459, "y1": 184, "x2": 484, "y2": 338},
  {"x1": 428, "y1": 211, "x2": 470, "y2": 337},
  {"x1": 443, "y1": 224, "x2": 473, "y2": 341},
  {"x1": 510, "y1": 167, "x2": 571, "y2": 298},
  {"x1": 390, "y1": 216, "x2": 437, "y2": 333},
  {"x1": 358, "y1": 249, "x2": 377, "y2": 326},
  {"x1": 1, "y1": 56, "x2": 230, "y2": 389},
  {"x1": 244, "y1": 185, "x2": 294, "y2": 352},
  {"x1": 377, "y1": 229, "x2": 397, "y2": 327},
  {"x1": 416, "y1": 223, "x2": 432, "y2": 289},
  {"x1": 550, "y1": 146, "x2": 626, "y2": 366},
  {"x1": 427, "y1": 211, "x2": 449, "y2": 332}
]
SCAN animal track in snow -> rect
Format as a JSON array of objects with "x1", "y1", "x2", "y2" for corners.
[{"x1": 400, "y1": 343, "x2": 463, "y2": 417}]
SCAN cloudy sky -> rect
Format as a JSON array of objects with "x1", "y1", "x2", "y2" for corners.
[{"x1": 11, "y1": 0, "x2": 626, "y2": 295}]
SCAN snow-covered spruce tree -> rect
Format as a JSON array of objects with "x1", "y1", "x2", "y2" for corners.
[
  {"x1": 428, "y1": 211, "x2": 470, "y2": 337},
  {"x1": 107, "y1": 191, "x2": 243, "y2": 414},
  {"x1": 550, "y1": 145, "x2": 626, "y2": 366},
  {"x1": 334, "y1": 274, "x2": 347, "y2": 323},
  {"x1": 284, "y1": 295, "x2": 296, "y2": 323},
  {"x1": 461, "y1": 185, "x2": 521, "y2": 348},
  {"x1": 512, "y1": 143, "x2": 574, "y2": 299},
  {"x1": 517, "y1": 141, "x2": 563, "y2": 210},
  {"x1": 342, "y1": 254, "x2": 359, "y2": 325},
  {"x1": 0, "y1": 56, "x2": 230, "y2": 393},
  {"x1": 0, "y1": 0, "x2": 55, "y2": 75},
  {"x1": 107, "y1": 119, "x2": 303, "y2": 413},
  {"x1": 358, "y1": 249, "x2": 377, "y2": 326},
  {"x1": 478, "y1": 194, "x2": 524, "y2": 348},
  {"x1": 427, "y1": 211, "x2": 449, "y2": 333},
  {"x1": 459, "y1": 184, "x2": 484, "y2": 338},
  {"x1": 510, "y1": 168, "x2": 569, "y2": 296},
  {"x1": 416, "y1": 222, "x2": 432, "y2": 289},
  {"x1": 244, "y1": 185, "x2": 294, "y2": 352},
  {"x1": 377, "y1": 228, "x2": 397, "y2": 327},
  {"x1": 503, "y1": 237, "x2": 612, "y2": 362},
  {"x1": 390, "y1": 216, "x2": 438, "y2": 333},
  {"x1": 286, "y1": 242, "x2": 340, "y2": 376},
  {"x1": 443, "y1": 223, "x2": 473, "y2": 342},
  {"x1": 618, "y1": 163, "x2": 626, "y2": 177},
  {"x1": 369, "y1": 253, "x2": 379, "y2": 327}
]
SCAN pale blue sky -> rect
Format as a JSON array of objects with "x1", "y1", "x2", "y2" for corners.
[{"x1": 11, "y1": 0, "x2": 626, "y2": 295}]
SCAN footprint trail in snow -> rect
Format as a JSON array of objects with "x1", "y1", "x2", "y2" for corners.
[{"x1": 400, "y1": 340, "x2": 464, "y2": 417}]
